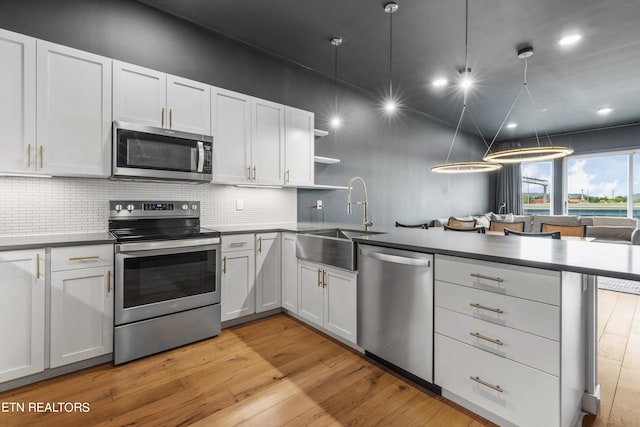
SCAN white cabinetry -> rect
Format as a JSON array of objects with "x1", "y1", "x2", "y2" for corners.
[
  {"x1": 221, "y1": 235, "x2": 256, "y2": 321},
  {"x1": 50, "y1": 245, "x2": 114, "y2": 368},
  {"x1": 0, "y1": 249, "x2": 45, "y2": 383},
  {"x1": 211, "y1": 88, "x2": 251, "y2": 183},
  {"x1": 255, "y1": 233, "x2": 281, "y2": 313},
  {"x1": 281, "y1": 233, "x2": 298, "y2": 313},
  {"x1": 0, "y1": 29, "x2": 36, "y2": 174},
  {"x1": 434, "y1": 254, "x2": 585, "y2": 427},
  {"x1": 298, "y1": 260, "x2": 357, "y2": 343},
  {"x1": 251, "y1": 98, "x2": 285, "y2": 185},
  {"x1": 284, "y1": 107, "x2": 314, "y2": 186},
  {"x1": 36, "y1": 41, "x2": 112, "y2": 177},
  {"x1": 113, "y1": 61, "x2": 211, "y2": 135}
]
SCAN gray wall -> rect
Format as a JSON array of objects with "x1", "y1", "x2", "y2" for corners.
[{"x1": 0, "y1": 0, "x2": 490, "y2": 227}]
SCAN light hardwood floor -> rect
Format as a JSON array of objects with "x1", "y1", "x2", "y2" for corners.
[{"x1": 0, "y1": 289, "x2": 636, "y2": 426}]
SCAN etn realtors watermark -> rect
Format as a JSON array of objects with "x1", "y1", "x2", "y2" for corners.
[{"x1": 1, "y1": 401, "x2": 90, "y2": 413}]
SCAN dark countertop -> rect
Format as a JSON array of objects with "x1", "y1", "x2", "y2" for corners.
[
  {"x1": 0, "y1": 232, "x2": 115, "y2": 251},
  {"x1": 352, "y1": 227, "x2": 640, "y2": 281},
  {"x1": 208, "y1": 222, "x2": 370, "y2": 235}
]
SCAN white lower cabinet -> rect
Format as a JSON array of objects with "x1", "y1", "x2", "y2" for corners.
[
  {"x1": 50, "y1": 245, "x2": 114, "y2": 368},
  {"x1": 255, "y1": 233, "x2": 281, "y2": 313},
  {"x1": 298, "y1": 259, "x2": 357, "y2": 343},
  {"x1": 281, "y1": 233, "x2": 298, "y2": 312},
  {"x1": 221, "y1": 247, "x2": 255, "y2": 321},
  {"x1": 0, "y1": 249, "x2": 45, "y2": 383}
]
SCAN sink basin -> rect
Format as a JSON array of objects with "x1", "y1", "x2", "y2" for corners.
[{"x1": 296, "y1": 228, "x2": 386, "y2": 270}]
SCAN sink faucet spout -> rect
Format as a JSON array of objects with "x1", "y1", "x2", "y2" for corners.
[{"x1": 347, "y1": 176, "x2": 373, "y2": 231}]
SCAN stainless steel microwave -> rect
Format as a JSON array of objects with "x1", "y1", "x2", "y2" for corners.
[{"x1": 112, "y1": 121, "x2": 213, "y2": 182}]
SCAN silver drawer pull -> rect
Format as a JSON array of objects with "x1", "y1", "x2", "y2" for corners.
[
  {"x1": 69, "y1": 256, "x2": 100, "y2": 261},
  {"x1": 470, "y1": 332, "x2": 503, "y2": 346},
  {"x1": 470, "y1": 303, "x2": 504, "y2": 314},
  {"x1": 229, "y1": 242, "x2": 248, "y2": 247},
  {"x1": 470, "y1": 273, "x2": 504, "y2": 283},
  {"x1": 469, "y1": 376, "x2": 504, "y2": 393}
]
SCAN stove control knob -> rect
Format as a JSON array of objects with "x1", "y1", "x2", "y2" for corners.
[
  {"x1": 191, "y1": 204, "x2": 198, "y2": 210},
  {"x1": 126, "y1": 204, "x2": 135, "y2": 212},
  {"x1": 182, "y1": 204, "x2": 189, "y2": 211},
  {"x1": 114, "y1": 204, "x2": 123, "y2": 213}
]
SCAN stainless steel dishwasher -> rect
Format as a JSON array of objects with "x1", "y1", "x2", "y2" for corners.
[{"x1": 358, "y1": 244, "x2": 434, "y2": 385}]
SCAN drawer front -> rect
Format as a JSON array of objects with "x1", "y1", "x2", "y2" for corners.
[
  {"x1": 51, "y1": 244, "x2": 113, "y2": 271},
  {"x1": 435, "y1": 254, "x2": 560, "y2": 306},
  {"x1": 222, "y1": 234, "x2": 255, "y2": 252},
  {"x1": 435, "y1": 334, "x2": 559, "y2": 427},
  {"x1": 435, "y1": 281, "x2": 560, "y2": 341},
  {"x1": 435, "y1": 307, "x2": 559, "y2": 376}
]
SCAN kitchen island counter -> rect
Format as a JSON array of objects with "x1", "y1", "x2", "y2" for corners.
[{"x1": 0, "y1": 232, "x2": 115, "y2": 252}]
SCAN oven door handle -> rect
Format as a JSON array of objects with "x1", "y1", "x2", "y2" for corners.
[
  {"x1": 196, "y1": 141, "x2": 205, "y2": 173},
  {"x1": 117, "y1": 238, "x2": 220, "y2": 253}
]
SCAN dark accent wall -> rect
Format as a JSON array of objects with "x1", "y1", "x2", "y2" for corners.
[{"x1": 0, "y1": 0, "x2": 490, "y2": 226}]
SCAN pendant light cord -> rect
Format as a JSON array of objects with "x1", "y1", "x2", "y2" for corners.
[
  {"x1": 334, "y1": 43, "x2": 339, "y2": 114},
  {"x1": 389, "y1": 9, "x2": 393, "y2": 99}
]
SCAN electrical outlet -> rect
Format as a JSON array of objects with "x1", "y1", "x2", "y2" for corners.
[
  {"x1": 236, "y1": 199, "x2": 244, "y2": 211},
  {"x1": 316, "y1": 200, "x2": 323, "y2": 210}
]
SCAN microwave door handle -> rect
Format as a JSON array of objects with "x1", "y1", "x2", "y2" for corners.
[{"x1": 197, "y1": 141, "x2": 205, "y2": 173}]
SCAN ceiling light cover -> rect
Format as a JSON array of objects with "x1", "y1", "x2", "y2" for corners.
[
  {"x1": 558, "y1": 34, "x2": 582, "y2": 46},
  {"x1": 483, "y1": 146, "x2": 574, "y2": 163},
  {"x1": 431, "y1": 161, "x2": 502, "y2": 173}
]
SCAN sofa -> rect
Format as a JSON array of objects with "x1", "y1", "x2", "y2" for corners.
[{"x1": 431, "y1": 213, "x2": 640, "y2": 245}]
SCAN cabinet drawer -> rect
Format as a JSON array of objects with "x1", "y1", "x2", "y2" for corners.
[
  {"x1": 435, "y1": 307, "x2": 559, "y2": 376},
  {"x1": 51, "y1": 244, "x2": 113, "y2": 271},
  {"x1": 435, "y1": 334, "x2": 559, "y2": 427},
  {"x1": 222, "y1": 234, "x2": 255, "y2": 252},
  {"x1": 435, "y1": 281, "x2": 560, "y2": 341},
  {"x1": 435, "y1": 254, "x2": 560, "y2": 306}
]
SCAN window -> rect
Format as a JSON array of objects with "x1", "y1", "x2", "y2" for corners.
[
  {"x1": 564, "y1": 153, "x2": 631, "y2": 217},
  {"x1": 522, "y1": 161, "x2": 552, "y2": 215}
]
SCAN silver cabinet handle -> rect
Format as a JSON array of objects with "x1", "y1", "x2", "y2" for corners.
[
  {"x1": 470, "y1": 273, "x2": 504, "y2": 283},
  {"x1": 107, "y1": 270, "x2": 111, "y2": 294},
  {"x1": 362, "y1": 250, "x2": 431, "y2": 267},
  {"x1": 169, "y1": 109, "x2": 173, "y2": 128},
  {"x1": 252, "y1": 166, "x2": 257, "y2": 180},
  {"x1": 36, "y1": 253, "x2": 40, "y2": 279},
  {"x1": 322, "y1": 270, "x2": 327, "y2": 288},
  {"x1": 161, "y1": 107, "x2": 165, "y2": 127},
  {"x1": 470, "y1": 332, "x2": 503, "y2": 346},
  {"x1": 317, "y1": 269, "x2": 322, "y2": 287},
  {"x1": 229, "y1": 242, "x2": 248, "y2": 247},
  {"x1": 258, "y1": 236, "x2": 262, "y2": 253},
  {"x1": 470, "y1": 303, "x2": 504, "y2": 314},
  {"x1": 286, "y1": 169, "x2": 290, "y2": 183},
  {"x1": 39, "y1": 146, "x2": 43, "y2": 169},
  {"x1": 223, "y1": 256, "x2": 227, "y2": 274},
  {"x1": 69, "y1": 256, "x2": 100, "y2": 261},
  {"x1": 27, "y1": 144, "x2": 31, "y2": 167},
  {"x1": 247, "y1": 166, "x2": 251, "y2": 180},
  {"x1": 469, "y1": 376, "x2": 504, "y2": 393}
]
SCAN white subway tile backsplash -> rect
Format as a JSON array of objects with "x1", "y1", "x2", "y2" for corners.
[{"x1": 0, "y1": 177, "x2": 297, "y2": 236}]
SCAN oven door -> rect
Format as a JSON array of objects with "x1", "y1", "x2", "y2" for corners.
[{"x1": 115, "y1": 239, "x2": 221, "y2": 325}]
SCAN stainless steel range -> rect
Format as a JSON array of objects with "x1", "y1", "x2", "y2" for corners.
[{"x1": 109, "y1": 200, "x2": 221, "y2": 365}]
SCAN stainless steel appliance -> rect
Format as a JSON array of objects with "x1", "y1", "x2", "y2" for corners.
[
  {"x1": 112, "y1": 121, "x2": 213, "y2": 182},
  {"x1": 110, "y1": 200, "x2": 221, "y2": 364},
  {"x1": 357, "y1": 244, "x2": 435, "y2": 386}
]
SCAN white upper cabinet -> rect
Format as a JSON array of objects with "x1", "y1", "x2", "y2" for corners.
[
  {"x1": 167, "y1": 75, "x2": 211, "y2": 135},
  {"x1": 284, "y1": 106, "x2": 314, "y2": 186},
  {"x1": 113, "y1": 61, "x2": 211, "y2": 135},
  {"x1": 0, "y1": 29, "x2": 36, "y2": 174},
  {"x1": 36, "y1": 41, "x2": 112, "y2": 177},
  {"x1": 251, "y1": 98, "x2": 285, "y2": 185},
  {"x1": 211, "y1": 87, "x2": 252, "y2": 183},
  {"x1": 112, "y1": 61, "x2": 166, "y2": 128}
]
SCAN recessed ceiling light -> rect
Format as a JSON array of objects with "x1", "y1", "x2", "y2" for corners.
[
  {"x1": 597, "y1": 107, "x2": 612, "y2": 115},
  {"x1": 506, "y1": 122, "x2": 518, "y2": 129},
  {"x1": 558, "y1": 34, "x2": 582, "y2": 47},
  {"x1": 432, "y1": 78, "x2": 448, "y2": 87}
]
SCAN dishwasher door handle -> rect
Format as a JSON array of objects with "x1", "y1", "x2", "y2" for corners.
[{"x1": 361, "y1": 250, "x2": 431, "y2": 267}]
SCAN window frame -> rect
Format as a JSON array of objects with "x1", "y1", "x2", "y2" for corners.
[{"x1": 521, "y1": 160, "x2": 554, "y2": 216}]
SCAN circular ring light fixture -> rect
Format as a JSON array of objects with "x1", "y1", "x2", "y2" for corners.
[
  {"x1": 431, "y1": 161, "x2": 503, "y2": 174},
  {"x1": 483, "y1": 146, "x2": 574, "y2": 163}
]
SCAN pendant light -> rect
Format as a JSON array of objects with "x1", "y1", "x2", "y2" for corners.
[
  {"x1": 431, "y1": 0, "x2": 502, "y2": 174},
  {"x1": 383, "y1": 2, "x2": 398, "y2": 113},
  {"x1": 483, "y1": 46, "x2": 574, "y2": 163},
  {"x1": 329, "y1": 37, "x2": 343, "y2": 128}
]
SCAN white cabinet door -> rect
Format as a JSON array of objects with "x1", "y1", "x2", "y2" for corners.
[
  {"x1": 0, "y1": 249, "x2": 45, "y2": 382},
  {"x1": 221, "y1": 249, "x2": 255, "y2": 321},
  {"x1": 112, "y1": 61, "x2": 166, "y2": 127},
  {"x1": 211, "y1": 88, "x2": 251, "y2": 183},
  {"x1": 281, "y1": 233, "x2": 298, "y2": 313},
  {"x1": 50, "y1": 266, "x2": 113, "y2": 368},
  {"x1": 167, "y1": 75, "x2": 211, "y2": 135},
  {"x1": 0, "y1": 29, "x2": 36, "y2": 174},
  {"x1": 323, "y1": 266, "x2": 357, "y2": 343},
  {"x1": 251, "y1": 98, "x2": 284, "y2": 185},
  {"x1": 284, "y1": 107, "x2": 314, "y2": 186},
  {"x1": 36, "y1": 41, "x2": 111, "y2": 177},
  {"x1": 255, "y1": 233, "x2": 281, "y2": 313},
  {"x1": 298, "y1": 260, "x2": 324, "y2": 328}
]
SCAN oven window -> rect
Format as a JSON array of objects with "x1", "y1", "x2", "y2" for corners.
[
  {"x1": 126, "y1": 139, "x2": 196, "y2": 172},
  {"x1": 123, "y1": 250, "x2": 216, "y2": 308}
]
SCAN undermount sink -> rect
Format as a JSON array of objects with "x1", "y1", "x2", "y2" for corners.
[{"x1": 296, "y1": 228, "x2": 386, "y2": 270}]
